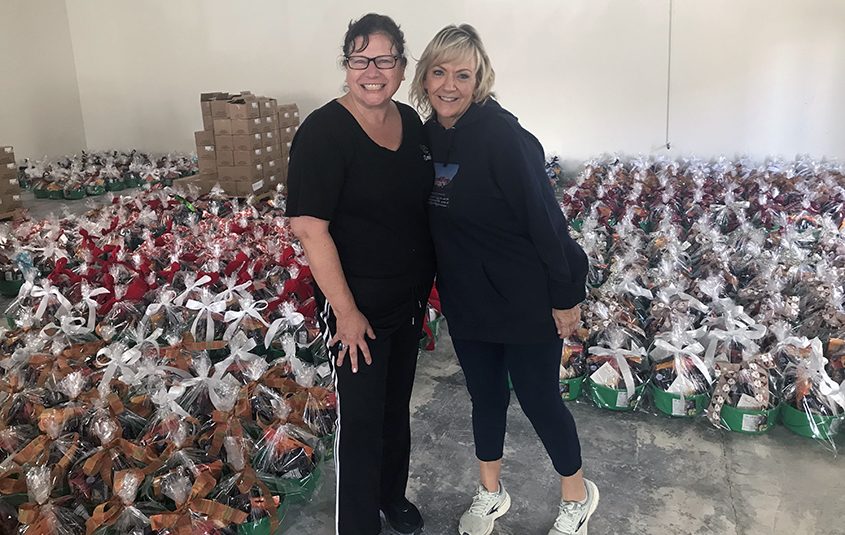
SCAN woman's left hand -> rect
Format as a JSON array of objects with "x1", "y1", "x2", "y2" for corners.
[{"x1": 552, "y1": 307, "x2": 581, "y2": 339}]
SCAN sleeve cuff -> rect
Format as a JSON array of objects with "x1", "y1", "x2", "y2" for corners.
[{"x1": 550, "y1": 278, "x2": 587, "y2": 310}]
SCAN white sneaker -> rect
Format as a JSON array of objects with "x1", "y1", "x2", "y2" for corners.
[
  {"x1": 548, "y1": 479, "x2": 600, "y2": 535},
  {"x1": 457, "y1": 481, "x2": 511, "y2": 535}
]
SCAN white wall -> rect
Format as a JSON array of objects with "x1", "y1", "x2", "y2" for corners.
[
  {"x1": 33, "y1": 0, "x2": 845, "y2": 161},
  {"x1": 0, "y1": 0, "x2": 86, "y2": 161}
]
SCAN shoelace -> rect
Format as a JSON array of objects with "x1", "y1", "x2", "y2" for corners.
[
  {"x1": 468, "y1": 487, "x2": 502, "y2": 516},
  {"x1": 553, "y1": 500, "x2": 587, "y2": 533}
]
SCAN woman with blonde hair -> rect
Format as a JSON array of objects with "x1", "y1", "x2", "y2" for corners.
[{"x1": 411, "y1": 24, "x2": 599, "y2": 535}]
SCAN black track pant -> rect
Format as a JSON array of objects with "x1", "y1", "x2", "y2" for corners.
[
  {"x1": 321, "y1": 299, "x2": 426, "y2": 535},
  {"x1": 452, "y1": 337, "x2": 583, "y2": 477}
]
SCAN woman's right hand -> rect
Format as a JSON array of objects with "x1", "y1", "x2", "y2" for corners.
[{"x1": 331, "y1": 308, "x2": 376, "y2": 373}]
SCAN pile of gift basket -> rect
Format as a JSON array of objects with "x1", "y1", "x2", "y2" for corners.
[
  {"x1": 0, "y1": 184, "x2": 346, "y2": 534},
  {"x1": 17, "y1": 151, "x2": 197, "y2": 200},
  {"x1": 552, "y1": 155, "x2": 845, "y2": 452}
]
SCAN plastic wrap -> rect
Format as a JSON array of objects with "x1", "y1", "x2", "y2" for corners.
[
  {"x1": 779, "y1": 337, "x2": 845, "y2": 451},
  {"x1": 706, "y1": 355, "x2": 779, "y2": 434},
  {"x1": 585, "y1": 329, "x2": 648, "y2": 411},
  {"x1": 17, "y1": 465, "x2": 85, "y2": 535}
]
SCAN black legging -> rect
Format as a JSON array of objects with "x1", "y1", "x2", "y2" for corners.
[{"x1": 452, "y1": 337, "x2": 583, "y2": 477}]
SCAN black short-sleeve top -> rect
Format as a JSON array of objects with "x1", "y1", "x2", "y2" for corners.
[{"x1": 285, "y1": 100, "x2": 435, "y2": 318}]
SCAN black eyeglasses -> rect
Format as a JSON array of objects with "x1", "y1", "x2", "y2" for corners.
[{"x1": 344, "y1": 55, "x2": 402, "y2": 70}]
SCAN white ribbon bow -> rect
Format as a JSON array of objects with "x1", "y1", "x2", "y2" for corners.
[
  {"x1": 126, "y1": 322, "x2": 163, "y2": 358},
  {"x1": 29, "y1": 279, "x2": 73, "y2": 320},
  {"x1": 79, "y1": 284, "x2": 110, "y2": 331},
  {"x1": 705, "y1": 322, "x2": 767, "y2": 363},
  {"x1": 174, "y1": 274, "x2": 212, "y2": 307},
  {"x1": 264, "y1": 303, "x2": 305, "y2": 349},
  {"x1": 222, "y1": 298, "x2": 269, "y2": 341},
  {"x1": 588, "y1": 345, "x2": 645, "y2": 399},
  {"x1": 186, "y1": 294, "x2": 227, "y2": 343},
  {"x1": 652, "y1": 339, "x2": 713, "y2": 386},
  {"x1": 150, "y1": 386, "x2": 192, "y2": 420},
  {"x1": 215, "y1": 276, "x2": 252, "y2": 304},
  {"x1": 40, "y1": 315, "x2": 92, "y2": 339},
  {"x1": 214, "y1": 333, "x2": 263, "y2": 379},
  {"x1": 97, "y1": 342, "x2": 143, "y2": 395},
  {"x1": 184, "y1": 367, "x2": 242, "y2": 413},
  {"x1": 617, "y1": 278, "x2": 654, "y2": 300}
]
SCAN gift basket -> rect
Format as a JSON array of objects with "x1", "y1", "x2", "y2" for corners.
[{"x1": 779, "y1": 337, "x2": 845, "y2": 449}]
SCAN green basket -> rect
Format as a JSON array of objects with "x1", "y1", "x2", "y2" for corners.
[
  {"x1": 560, "y1": 376, "x2": 585, "y2": 401},
  {"x1": 86, "y1": 185, "x2": 106, "y2": 196},
  {"x1": 781, "y1": 403, "x2": 842, "y2": 440},
  {"x1": 0, "y1": 279, "x2": 24, "y2": 297},
  {"x1": 63, "y1": 188, "x2": 85, "y2": 200},
  {"x1": 261, "y1": 462, "x2": 322, "y2": 506},
  {"x1": 33, "y1": 188, "x2": 49, "y2": 199},
  {"x1": 123, "y1": 177, "x2": 141, "y2": 188},
  {"x1": 719, "y1": 403, "x2": 780, "y2": 434},
  {"x1": 586, "y1": 379, "x2": 645, "y2": 411},
  {"x1": 48, "y1": 189, "x2": 65, "y2": 200},
  {"x1": 237, "y1": 499, "x2": 290, "y2": 535},
  {"x1": 106, "y1": 180, "x2": 126, "y2": 191},
  {"x1": 651, "y1": 384, "x2": 709, "y2": 418}
]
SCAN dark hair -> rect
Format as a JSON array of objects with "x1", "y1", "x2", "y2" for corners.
[{"x1": 342, "y1": 13, "x2": 406, "y2": 62}]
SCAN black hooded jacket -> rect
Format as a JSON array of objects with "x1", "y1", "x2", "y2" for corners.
[{"x1": 425, "y1": 99, "x2": 588, "y2": 343}]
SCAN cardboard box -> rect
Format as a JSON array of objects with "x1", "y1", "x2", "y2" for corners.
[
  {"x1": 263, "y1": 131, "x2": 275, "y2": 143},
  {"x1": 230, "y1": 118, "x2": 263, "y2": 136},
  {"x1": 216, "y1": 150, "x2": 235, "y2": 166},
  {"x1": 196, "y1": 144, "x2": 216, "y2": 160},
  {"x1": 200, "y1": 101, "x2": 212, "y2": 116},
  {"x1": 215, "y1": 135, "x2": 234, "y2": 152},
  {"x1": 259, "y1": 97, "x2": 278, "y2": 117},
  {"x1": 0, "y1": 163, "x2": 16, "y2": 178},
  {"x1": 262, "y1": 159, "x2": 279, "y2": 174},
  {"x1": 202, "y1": 114, "x2": 214, "y2": 130},
  {"x1": 0, "y1": 193, "x2": 22, "y2": 212},
  {"x1": 213, "y1": 119, "x2": 233, "y2": 135},
  {"x1": 186, "y1": 176, "x2": 218, "y2": 195},
  {"x1": 201, "y1": 92, "x2": 227, "y2": 102},
  {"x1": 198, "y1": 159, "x2": 217, "y2": 175},
  {"x1": 263, "y1": 145, "x2": 281, "y2": 161},
  {"x1": 0, "y1": 147, "x2": 14, "y2": 165},
  {"x1": 0, "y1": 176, "x2": 20, "y2": 193},
  {"x1": 245, "y1": 177, "x2": 267, "y2": 196},
  {"x1": 231, "y1": 134, "x2": 263, "y2": 151},
  {"x1": 227, "y1": 101, "x2": 260, "y2": 119},
  {"x1": 263, "y1": 115, "x2": 276, "y2": 128},
  {"x1": 279, "y1": 124, "x2": 298, "y2": 142},
  {"x1": 194, "y1": 130, "x2": 215, "y2": 147},
  {"x1": 211, "y1": 100, "x2": 231, "y2": 119},
  {"x1": 233, "y1": 149, "x2": 262, "y2": 166},
  {"x1": 217, "y1": 163, "x2": 263, "y2": 182},
  {"x1": 277, "y1": 104, "x2": 300, "y2": 127}
]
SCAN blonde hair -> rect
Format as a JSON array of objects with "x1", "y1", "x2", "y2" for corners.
[{"x1": 410, "y1": 24, "x2": 496, "y2": 118}]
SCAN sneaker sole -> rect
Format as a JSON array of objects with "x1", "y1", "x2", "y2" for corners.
[{"x1": 458, "y1": 493, "x2": 511, "y2": 535}]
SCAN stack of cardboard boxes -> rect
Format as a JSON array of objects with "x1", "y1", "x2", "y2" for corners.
[
  {"x1": 191, "y1": 91, "x2": 300, "y2": 196},
  {"x1": 0, "y1": 147, "x2": 22, "y2": 216}
]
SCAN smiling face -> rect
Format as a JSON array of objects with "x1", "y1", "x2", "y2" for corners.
[
  {"x1": 423, "y1": 56, "x2": 477, "y2": 129},
  {"x1": 344, "y1": 32, "x2": 405, "y2": 111}
]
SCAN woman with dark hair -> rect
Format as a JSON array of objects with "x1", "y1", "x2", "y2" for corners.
[{"x1": 285, "y1": 12, "x2": 434, "y2": 535}]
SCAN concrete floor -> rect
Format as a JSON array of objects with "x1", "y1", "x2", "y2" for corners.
[
  {"x1": 287, "y1": 324, "x2": 845, "y2": 535},
  {"x1": 8, "y1": 192, "x2": 845, "y2": 535}
]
